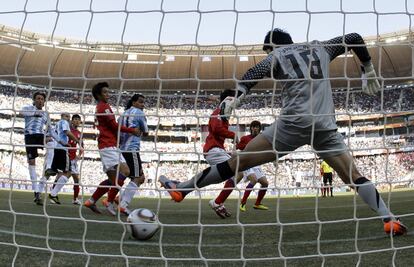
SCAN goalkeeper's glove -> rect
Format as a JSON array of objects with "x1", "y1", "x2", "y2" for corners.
[
  {"x1": 361, "y1": 62, "x2": 380, "y2": 96},
  {"x1": 219, "y1": 96, "x2": 240, "y2": 119}
]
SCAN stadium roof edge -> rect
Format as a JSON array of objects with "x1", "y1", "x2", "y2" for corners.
[{"x1": 1, "y1": 24, "x2": 413, "y2": 56}]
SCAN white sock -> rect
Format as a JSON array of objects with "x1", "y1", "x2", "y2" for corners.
[
  {"x1": 37, "y1": 176, "x2": 48, "y2": 193},
  {"x1": 51, "y1": 175, "x2": 68, "y2": 197},
  {"x1": 45, "y1": 143, "x2": 54, "y2": 169},
  {"x1": 28, "y1": 165, "x2": 38, "y2": 192},
  {"x1": 120, "y1": 181, "x2": 139, "y2": 207}
]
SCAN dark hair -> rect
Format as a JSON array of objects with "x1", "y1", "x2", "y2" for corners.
[
  {"x1": 250, "y1": 120, "x2": 261, "y2": 129},
  {"x1": 72, "y1": 114, "x2": 81, "y2": 120},
  {"x1": 92, "y1": 82, "x2": 109, "y2": 100},
  {"x1": 220, "y1": 89, "x2": 237, "y2": 102},
  {"x1": 126, "y1": 94, "x2": 145, "y2": 110},
  {"x1": 33, "y1": 91, "x2": 46, "y2": 101},
  {"x1": 263, "y1": 28, "x2": 293, "y2": 51}
]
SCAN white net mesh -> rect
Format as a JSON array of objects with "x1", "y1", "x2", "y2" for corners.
[{"x1": 0, "y1": 0, "x2": 413, "y2": 266}]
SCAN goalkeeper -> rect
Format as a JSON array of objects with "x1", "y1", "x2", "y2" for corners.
[{"x1": 160, "y1": 29, "x2": 407, "y2": 236}]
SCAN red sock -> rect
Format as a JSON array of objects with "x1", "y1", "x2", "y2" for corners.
[
  {"x1": 107, "y1": 178, "x2": 125, "y2": 202},
  {"x1": 255, "y1": 187, "x2": 267, "y2": 205},
  {"x1": 215, "y1": 179, "x2": 235, "y2": 205},
  {"x1": 241, "y1": 182, "x2": 254, "y2": 205},
  {"x1": 73, "y1": 184, "x2": 80, "y2": 200},
  {"x1": 91, "y1": 179, "x2": 111, "y2": 202}
]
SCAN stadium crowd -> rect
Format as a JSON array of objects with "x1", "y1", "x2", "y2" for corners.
[
  {"x1": 1, "y1": 83, "x2": 414, "y2": 125},
  {"x1": 1, "y1": 81, "x2": 413, "y2": 197}
]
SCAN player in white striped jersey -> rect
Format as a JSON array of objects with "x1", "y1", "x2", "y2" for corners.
[
  {"x1": 20, "y1": 91, "x2": 49, "y2": 205},
  {"x1": 103, "y1": 94, "x2": 149, "y2": 215},
  {"x1": 47, "y1": 113, "x2": 80, "y2": 204},
  {"x1": 160, "y1": 29, "x2": 407, "y2": 236}
]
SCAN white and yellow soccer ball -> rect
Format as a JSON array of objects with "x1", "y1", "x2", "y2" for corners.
[{"x1": 127, "y1": 208, "x2": 159, "y2": 241}]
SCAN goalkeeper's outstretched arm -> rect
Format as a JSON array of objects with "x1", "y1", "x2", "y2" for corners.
[{"x1": 323, "y1": 33, "x2": 380, "y2": 96}]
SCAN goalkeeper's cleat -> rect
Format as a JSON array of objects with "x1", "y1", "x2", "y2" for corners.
[
  {"x1": 119, "y1": 206, "x2": 132, "y2": 216},
  {"x1": 102, "y1": 197, "x2": 116, "y2": 216},
  {"x1": 72, "y1": 198, "x2": 82, "y2": 205},
  {"x1": 384, "y1": 218, "x2": 408, "y2": 237},
  {"x1": 253, "y1": 204, "x2": 269, "y2": 210},
  {"x1": 159, "y1": 175, "x2": 184, "y2": 202},
  {"x1": 209, "y1": 199, "x2": 231, "y2": 219},
  {"x1": 84, "y1": 199, "x2": 101, "y2": 214},
  {"x1": 240, "y1": 203, "x2": 246, "y2": 212},
  {"x1": 49, "y1": 194, "x2": 61, "y2": 205}
]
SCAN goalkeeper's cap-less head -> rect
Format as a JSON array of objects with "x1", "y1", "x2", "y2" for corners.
[
  {"x1": 220, "y1": 89, "x2": 237, "y2": 102},
  {"x1": 263, "y1": 28, "x2": 293, "y2": 51},
  {"x1": 92, "y1": 82, "x2": 109, "y2": 100}
]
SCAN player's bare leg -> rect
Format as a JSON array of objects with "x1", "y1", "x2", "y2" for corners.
[
  {"x1": 324, "y1": 152, "x2": 407, "y2": 236},
  {"x1": 159, "y1": 134, "x2": 277, "y2": 202}
]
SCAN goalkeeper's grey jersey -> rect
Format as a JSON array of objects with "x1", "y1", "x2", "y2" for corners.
[
  {"x1": 272, "y1": 41, "x2": 336, "y2": 131},
  {"x1": 239, "y1": 33, "x2": 372, "y2": 131}
]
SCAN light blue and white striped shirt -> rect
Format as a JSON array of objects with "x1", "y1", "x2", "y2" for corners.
[
  {"x1": 21, "y1": 105, "x2": 48, "y2": 135},
  {"x1": 55, "y1": 119, "x2": 70, "y2": 148},
  {"x1": 119, "y1": 107, "x2": 148, "y2": 151}
]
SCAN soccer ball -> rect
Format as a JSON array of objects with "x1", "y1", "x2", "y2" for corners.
[{"x1": 126, "y1": 208, "x2": 159, "y2": 241}]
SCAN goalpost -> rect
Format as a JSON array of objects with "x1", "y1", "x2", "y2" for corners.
[{"x1": 0, "y1": 0, "x2": 413, "y2": 266}]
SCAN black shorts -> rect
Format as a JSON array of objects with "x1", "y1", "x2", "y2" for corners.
[
  {"x1": 323, "y1": 173, "x2": 333, "y2": 185},
  {"x1": 295, "y1": 182, "x2": 301, "y2": 188},
  {"x1": 25, "y1": 134, "x2": 45, "y2": 160},
  {"x1": 123, "y1": 152, "x2": 143, "y2": 177},
  {"x1": 51, "y1": 148, "x2": 70, "y2": 173}
]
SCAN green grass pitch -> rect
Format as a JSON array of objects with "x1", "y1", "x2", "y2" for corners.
[{"x1": 0, "y1": 189, "x2": 413, "y2": 266}]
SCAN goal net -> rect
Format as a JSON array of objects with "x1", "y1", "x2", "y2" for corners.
[{"x1": 0, "y1": 0, "x2": 413, "y2": 266}]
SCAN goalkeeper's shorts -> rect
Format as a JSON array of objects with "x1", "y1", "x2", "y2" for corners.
[{"x1": 262, "y1": 119, "x2": 346, "y2": 159}]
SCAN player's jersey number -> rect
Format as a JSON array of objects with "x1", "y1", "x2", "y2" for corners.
[{"x1": 284, "y1": 50, "x2": 323, "y2": 79}]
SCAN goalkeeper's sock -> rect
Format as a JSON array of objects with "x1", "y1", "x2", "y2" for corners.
[
  {"x1": 120, "y1": 181, "x2": 139, "y2": 207},
  {"x1": 50, "y1": 175, "x2": 68, "y2": 197},
  {"x1": 177, "y1": 161, "x2": 235, "y2": 190},
  {"x1": 91, "y1": 179, "x2": 112, "y2": 202},
  {"x1": 28, "y1": 165, "x2": 38, "y2": 192},
  {"x1": 355, "y1": 177, "x2": 392, "y2": 220},
  {"x1": 215, "y1": 179, "x2": 235, "y2": 205},
  {"x1": 73, "y1": 184, "x2": 80, "y2": 200},
  {"x1": 241, "y1": 182, "x2": 254, "y2": 205},
  {"x1": 255, "y1": 186, "x2": 267, "y2": 206}
]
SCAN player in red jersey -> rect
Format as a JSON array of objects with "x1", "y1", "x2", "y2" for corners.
[
  {"x1": 209, "y1": 120, "x2": 269, "y2": 218},
  {"x1": 237, "y1": 121, "x2": 269, "y2": 212},
  {"x1": 84, "y1": 82, "x2": 141, "y2": 214},
  {"x1": 203, "y1": 89, "x2": 243, "y2": 219},
  {"x1": 68, "y1": 114, "x2": 84, "y2": 205}
]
